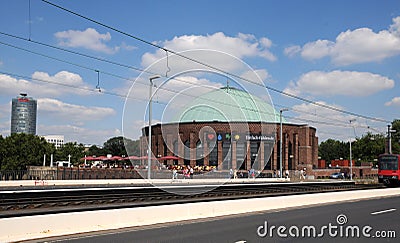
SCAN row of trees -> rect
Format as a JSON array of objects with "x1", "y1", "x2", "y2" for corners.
[
  {"x1": 0, "y1": 134, "x2": 140, "y2": 171},
  {"x1": 1, "y1": 120, "x2": 399, "y2": 171},
  {"x1": 319, "y1": 120, "x2": 400, "y2": 165}
]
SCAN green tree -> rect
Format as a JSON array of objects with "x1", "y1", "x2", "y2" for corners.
[
  {"x1": 0, "y1": 133, "x2": 55, "y2": 171},
  {"x1": 0, "y1": 135, "x2": 4, "y2": 170},
  {"x1": 352, "y1": 132, "x2": 385, "y2": 163},
  {"x1": 87, "y1": 144, "x2": 104, "y2": 157},
  {"x1": 55, "y1": 142, "x2": 86, "y2": 166},
  {"x1": 103, "y1": 136, "x2": 137, "y2": 156},
  {"x1": 125, "y1": 139, "x2": 140, "y2": 156},
  {"x1": 391, "y1": 119, "x2": 400, "y2": 154},
  {"x1": 318, "y1": 139, "x2": 348, "y2": 164}
]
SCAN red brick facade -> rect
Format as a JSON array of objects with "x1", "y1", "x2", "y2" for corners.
[{"x1": 140, "y1": 121, "x2": 318, "y2": 172}]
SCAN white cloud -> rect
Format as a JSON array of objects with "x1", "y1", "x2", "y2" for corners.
[
  {"x1": 0, "y1": 102, "x2": 10, "y2": 137},
  {"x1": 284, "y1": 70, "x2": 394, "y2": 97},
  {"x1": 0, "y1": 71, "x2": 93, "y2": 97},
  {"x1": 240, "y1": 69, "x2": 272, "y2": 83},
  {"x1": 0, "y1": 121, "x2": 10, "y2": 137},
  {"x1": 118, "y1": 75, "x2": 222, "y2": 104},
  {"x1": 55, "y1": 28, "x2": 135, "y2": 54},
  {"x1": 284, "y1": 45, "x2": 301, "y2": 57},
  {"x1": 37, "y1": 124, "x2": 122, "y2": 145},
  {"x1": 0, "y1": 102, "x2": 9, "y2": 120},
  {"x1": 301, "y1": 40, "x2": 334, "y2": 60},
  {"x1": 385, "y1": 97, "x2": 400, "y2": 107},
  {"x1": 286, "y1": 16, "x2": 400, "y2": 65},
  {"x1": 38, "y1": 98, "x2": 116, "y2": 122},
  {"x1": 290, "y1": 102, "x2": 375, "y2": 142},
  {"x1": 141, "y1": 32, "x2": 276, "y2": 73}
]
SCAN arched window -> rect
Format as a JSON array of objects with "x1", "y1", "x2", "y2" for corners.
[
  {"x1": 264, "y1": 142, "x2": 273, "y2": 170},
  {"x1": 173, "y1": 140, "x2": 178, "y2": 157},
  {"x1": 222, "y1": 141, "x2": 231, "y2": 169},
  {"x1": 237, "y1": 142, "x2": 246, "y2": 170},
  {"x1": 184, "y1": 140, "x2": 190, "y2": 165},
  {"x1": 196, "y1": 140, "x2": 204, "y2": 166},
  {"x1": 209, "y1": 141, "x2": 218, "y2": 167},
  {"x1": 250, "y1": 141, "x2": 260, "y2": 169}
]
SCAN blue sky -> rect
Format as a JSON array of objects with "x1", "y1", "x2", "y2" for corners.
[{"x1": 1, "y1": 0, "x2": 400, "y2": 145}]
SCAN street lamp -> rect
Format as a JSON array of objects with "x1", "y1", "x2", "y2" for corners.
[
  {"x1": 387, "y1": 125, "x2": 396, "y2": 154},
  {"x1": 279, "y1": 108, "x2": 288, "y2": 178},
  {"x1": 148, "y1": 75, "x2": 161, "y2": 179},
  {"x1": 349, "y1": 119, "x2": 356, "y2": 180}
]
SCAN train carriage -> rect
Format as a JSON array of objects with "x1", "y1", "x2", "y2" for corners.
[{"x1": 378, "y1": 154, "x2": 400, "y2": 186}]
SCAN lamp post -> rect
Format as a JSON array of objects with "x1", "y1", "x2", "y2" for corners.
[
  {"x1": 279, "y1": 108, "x2": 288, "y2": 178},
  {"x1": 349, "y1": 119, "x2": 356, "y2": 180},
  {"x1": 148, "y1": 75, "x2": 161, "y2": 179},
  {"x1": 387, "y1": 125, "x2": 396, "y2": 154}
]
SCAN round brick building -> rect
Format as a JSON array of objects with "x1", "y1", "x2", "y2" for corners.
[{"x1": 140, "y1": 87, "x2": 318, "y2": 174}]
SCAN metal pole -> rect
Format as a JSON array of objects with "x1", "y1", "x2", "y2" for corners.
[
  {"x1": 279, "y1": 108, "x2": 288, "y2": 178},
  {"x1": 387, "y1": 125, "x2": 390, "y2": 154},
  {"x1": 349, "y1": 136, "x2": 352, "y2": 180},
  {"x1": 388, "y1": 125, "x2": 396, "y2": 154},
  {"x1": 349, "y1": 119, "x2": 355, "y2": 180},
  {"x1": 148, "y1": 75, "x2": 160, "y2": 180}
]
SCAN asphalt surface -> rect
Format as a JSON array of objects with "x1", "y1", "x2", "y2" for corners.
[{"x1": 36, "y1": 195, "x2": 399, "y2": 243}]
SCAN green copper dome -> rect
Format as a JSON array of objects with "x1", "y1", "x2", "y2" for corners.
[{"x1": 172, "y1": 87, "x2": 281, "y2": 123}]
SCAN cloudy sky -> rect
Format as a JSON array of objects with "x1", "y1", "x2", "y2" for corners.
[{"x1": 0, "y1": 0, "x2": 399, "y2": 145}]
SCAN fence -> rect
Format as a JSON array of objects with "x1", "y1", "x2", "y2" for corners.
[
  {"x1": 0, "y1": 170, "x2": 30, "y2": 181},
  {"x1": 0, "y1": 167, "x2": 144, "y2": 181}
]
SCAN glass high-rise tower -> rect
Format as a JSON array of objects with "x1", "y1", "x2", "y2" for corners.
[{"x1": 11, "y1": 93, "x2": 37, "y2": 135}]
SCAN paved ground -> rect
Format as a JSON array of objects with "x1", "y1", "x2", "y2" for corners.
[{"x1": 44, "y1": 195, "x2": 400, "y2": 243}]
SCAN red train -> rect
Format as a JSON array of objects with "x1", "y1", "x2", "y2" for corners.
[{"x1": 378, "y1": 154, "x2": 400, "y2": 186}]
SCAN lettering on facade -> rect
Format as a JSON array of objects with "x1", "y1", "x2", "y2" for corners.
[{"x1": 245, "y1": 134, "x2": 275, "y2": 142}]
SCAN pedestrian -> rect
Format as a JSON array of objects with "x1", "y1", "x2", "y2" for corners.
[
  {"x1": 183, "y1": 167, "x2": 188, "y2": 179},
  {"x1": 190, "y1": 167, "x2": 194, "y2": 179},
  {"x1": 234, "y1": 169, "x2": 238, "y2": 179},
  {"x1": 250, "y1": 168, "x2": 255, "y2": 179},
  {"x1": 285, "y1": 170, "x2": 289, "y2": 179},
  {"x1": 229, "y1": 168, "x2": 233, "y2": 179},
  {"x1": 172, "y1": 168, "x2": 177, "y2": 180}
]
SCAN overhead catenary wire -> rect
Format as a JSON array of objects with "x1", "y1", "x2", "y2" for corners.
[
  {"x1": 0, "y1": 35, "x2": 384, "y2": 132},
  {"x1": 0, "y1": 30, "x2": 390, "y2": 126},
  {"x1": 41, "y1": 0, "x2": 391, "y2": 124},
  {"x1": 0, "y1": 70, "x2": 151, "y2": 102}
]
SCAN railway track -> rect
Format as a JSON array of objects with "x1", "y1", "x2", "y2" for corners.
[{"x1": 0, "y1": 181, "x2": 384, "y2": 218}]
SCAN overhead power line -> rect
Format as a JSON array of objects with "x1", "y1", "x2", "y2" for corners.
[
  {"x1": 1, "y1": 34, "x2": 384, "y2": 133},
  {"x1": 0, "y1": 37, "x2": 387, "y2": 133},
  {"x1": 41, "y1": 0, "x2": 391, "y2": 124}
]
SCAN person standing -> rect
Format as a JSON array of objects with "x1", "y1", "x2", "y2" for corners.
[
  {"x1": 190, "y1": 167, "x2": 194, "y2": 179},
  {"x1": 172, "y1": 168, "x2": 177, "y2": 180}
]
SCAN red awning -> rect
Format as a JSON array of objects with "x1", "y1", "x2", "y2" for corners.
[
  {"x1": 158, "y1": 155, "x2": 179, "y2": 160},
  {"x1": 95, "y1": 156, "x2": 108, "y2": 161},
  {"x1": 127, "y1": 155, "x2": 140, "y2": 160},
  {"x1": 80, "y1": 156, "x2": 100, "y2": 161},
  {"x1": 138, "y1": 156, "x2": 158, "y2": 160}
]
